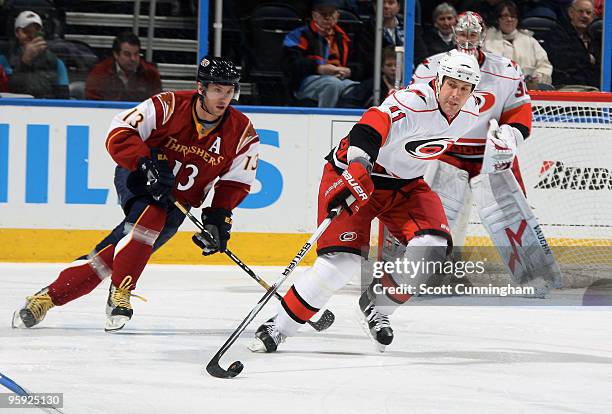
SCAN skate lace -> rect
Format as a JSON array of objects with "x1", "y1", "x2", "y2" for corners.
[
  {"x1": 265, "y1": 322, "x2": 285, "y2": 345},
  {"x1": 25, "y1": 293, "x2": 54, "y2": 321},
  {"x1": 111, "y1": 276, "x2": 148, "y2": 309},
  {"x1": 366, "y1": 308, "x2": 391, "y2": 331}
]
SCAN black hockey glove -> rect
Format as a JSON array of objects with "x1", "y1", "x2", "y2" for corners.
[
  {"x1": 192, "y1": 207, "x2": 233, "y2": 255},
  {"x1": 135, "y1": 150, "x2": 175, "y2": 204}
]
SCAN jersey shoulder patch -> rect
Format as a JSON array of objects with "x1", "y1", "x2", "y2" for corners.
[{"x1": 154, "y1": 91, "x2": 176, "y2": 125}]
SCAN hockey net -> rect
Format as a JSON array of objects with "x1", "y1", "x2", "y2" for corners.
[{"x1": 374, "y1": 91, "x2": 612, "y2": 287}]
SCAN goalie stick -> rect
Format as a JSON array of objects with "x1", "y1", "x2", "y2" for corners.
[
  {"x1": 205, "y1": 205, "x2": 343, "y2": 378},
  {"x1": 173, "y1": 200, "x2": 335, "y2": 332}
]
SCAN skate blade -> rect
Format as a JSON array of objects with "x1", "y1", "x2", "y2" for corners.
[
  {"x1": 11, "y1": 310, "x2": 26, "y2": 329},
  {"x1": 355, "y1": 308, "x2": 387, "y2": 353},
  {"x1": 247, "y1": 337, "x2": 268, "y2": 353},
  {"x1": 105, "y1": 315, "x2": 129, "y2": 332}
]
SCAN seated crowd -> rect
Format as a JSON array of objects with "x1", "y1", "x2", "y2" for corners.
[{"x1": 0, "y1": 0, "x2": 606, "y2": 106}]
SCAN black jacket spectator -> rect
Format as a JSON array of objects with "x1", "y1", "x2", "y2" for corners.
[
  {"x1": 423, "y1": 25, "x2": 455, "y2": 56},
  {"x1": 542, "y1": 23, "x2": 600, "y2": 87}
]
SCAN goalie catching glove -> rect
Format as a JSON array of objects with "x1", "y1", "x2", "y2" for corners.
[
  {"x1": 482, "y1": 119, "x2": 524, "y2": 174},
  {"x1": 324, "y1": 158, "x2": 374, "y2": 215},
  {"x1": 192, "y1": 207, "x2": 233, "y2": 255}
]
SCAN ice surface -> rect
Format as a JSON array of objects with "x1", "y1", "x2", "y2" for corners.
[{"x1": 1, "y1": 263, "x2": 612, "y2": 414}]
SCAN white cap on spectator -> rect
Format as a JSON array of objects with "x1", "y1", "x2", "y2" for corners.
[{"x1": 14, "y1": 11, "x2": 43, "y2": 30}]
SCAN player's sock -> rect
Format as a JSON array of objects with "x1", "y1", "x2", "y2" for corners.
[
  {"x1": 110, "y1": 205, "x2": 166, "y2": 289},
  {"x1": 47, "y1": 245, "x2": 115, "y2": 306},
  {"x1": 106, "y1": 205, "x2": 165, "y2": 331}
]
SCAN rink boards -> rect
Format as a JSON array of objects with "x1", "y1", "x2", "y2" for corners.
[{"x1": 0, "y1": 99, "x2": 610, "y2": 264}]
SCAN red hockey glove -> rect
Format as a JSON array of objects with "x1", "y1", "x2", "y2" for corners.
[{"x1": 324, "y1": 161, "x2": 374, "y2": 215}]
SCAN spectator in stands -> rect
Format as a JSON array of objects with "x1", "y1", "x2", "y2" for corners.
[
  {"x1": 380, "y1": 0, "x2": 404, "y2": 47},
  {"x1": 484, "y1": 0, "x2": 553, "y2": 89},
  {"x1": 594, "y1": 0, "x2": 603, "y2": 17},
  {"x1": 424, "y1": 3, "x2": 458, "y2": 56},
  {"x1": 0, "y1": 53, "x2": 10, "y2": 92},
  {"x1": 0, "y1": 64, "x2": 7, "y2": 92},
  {"x1": 85, "y1": 32, "x2": 161, "y2": 102},
  {"x1": 341, "y1": 46, "x2": 397, "y2": 108},
  {"x1": 458, "y1": 0, "x2": 504, "y2": 26},
  {"x1": 542, "y1": 0, "x2": 600, "y2": 88},
  {"x1": 7, "y1": 11, "x2": 69, "y2": 99},
  {"x1": 282, "y1": 0, "x2": 360, "y2": 107}
]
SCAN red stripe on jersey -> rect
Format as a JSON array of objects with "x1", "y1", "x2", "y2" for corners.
[
  {"x1": 380, "y1": 273, "x2": 412, "y2": 304},
  {"x1": 456, "y1": 137, "x2": 486, "y2": 144},
  {"x1": 281, "y1": 286, "x2": 319, "y2": 323},
  {"x1": 392, "y1": 93, "x2": 438, "y2": 113},
  {"x1": 460, "y1": 108, "x2": 479, "y2": 117},
  {"x1": 357, "y1": 108, "x2": 391, "y2": 146},
  {"x1": 480, "y1": 69, "x2": 521, "y2": 80},
  {"x1": 500, "y1": 102, "x2": 532, "y2": 132}
]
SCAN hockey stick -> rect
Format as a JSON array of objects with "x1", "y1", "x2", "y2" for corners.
[
  {"x1": 205, "y1": 205, "x2": 342, "y2": 378},
  {"x1": 173, "y1": 200, "x2": 335, "y2": 332},
  {"x1": 0, "y1": 372, "x2": 65, "y2": 414}
]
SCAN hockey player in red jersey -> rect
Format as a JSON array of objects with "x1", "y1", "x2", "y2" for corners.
[
  {"x1": 249, "y1": 51, "x2": 481, "y2": 353},
  {"x1": 12, "y1": 56, "x2": 260, "y2": 331},
  {"x1": 413, "y1": 12, "x2": 562, "y2": 286}
]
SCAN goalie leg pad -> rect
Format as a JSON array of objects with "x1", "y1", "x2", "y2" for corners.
[
  {"x1": 424, "y1": 160, "x2": 471, "y2": 244},
  {"x1": 471, "y1": 170, "x2": 562, "y2": 287},
  {"x1": 276, "y1": 252, "x2": 360, "y2": 336}
]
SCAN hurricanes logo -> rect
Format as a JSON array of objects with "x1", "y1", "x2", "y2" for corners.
[
  {"x1": 201, "y1": 58, "x2": 210, "y2": 67},
  {"x1": 404, "y1": 138, "x2": 452, "y2": 159},
  {"x1": 340, "y1": 232, "x2": 357, "y2": 242},
  {"x1": 536, "y1": 161, "x2": 612, "y2": 190},
  {"x1": 474, "y1": 91, "x2": 496, "y2": 113}
]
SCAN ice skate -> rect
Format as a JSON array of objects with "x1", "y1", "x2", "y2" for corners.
[
  {"x1": 105, "y1": 276, "x2": 146, "y2": 332},
  {"x1": 12, "y1": 288, "x2": 55, "y2": 328},
  {"x1": 359, "y1": 290, "x2": 394, "y2": 352},
  {"x1": 248, "y1": 317, "x2": 286, "y2": 353}
]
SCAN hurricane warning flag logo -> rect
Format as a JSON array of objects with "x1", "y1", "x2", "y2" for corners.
[{"x1": 404, "y1": 138, "x2": 453, "y2": 159}]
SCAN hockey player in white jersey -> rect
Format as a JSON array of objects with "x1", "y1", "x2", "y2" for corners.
[
  {"x1": 249, "y1": 51, "x2": 481, "y2": 353},
  {"x1": 413, "y1": 11, "x2": 561, "y2": 287}
]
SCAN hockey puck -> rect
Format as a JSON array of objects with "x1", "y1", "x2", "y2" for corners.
[{"x1": 228, "y1": 361, "x2": 244, "y2": 377}]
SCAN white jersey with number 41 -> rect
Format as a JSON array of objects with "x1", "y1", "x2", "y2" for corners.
[{"x1": 332, "y1": 82, "x2": 479, "y2": 179}]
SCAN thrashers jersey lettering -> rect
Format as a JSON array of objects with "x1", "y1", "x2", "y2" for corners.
[
  {"x1": 413, "y1": 51, "x2": 532, "y2": 159},
  {"x1": 106, "y1": 90, "x2": 259, "y2": 209},
  {"x1": 332, "y1": 82, "x2": 479, "y2": 180}
]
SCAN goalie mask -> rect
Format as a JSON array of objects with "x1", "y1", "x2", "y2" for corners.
[
  {"x1": 197, "y1": 56, "x2": 241, "y2": 101},
  {"x1": 453, "y1": 11, "x2": 486, "y2": 56},
  {"x1": 435, "y1": 50, "x2": 481, "y2": 99}
]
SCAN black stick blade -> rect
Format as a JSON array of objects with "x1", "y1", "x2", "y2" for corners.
[
  {"x1": 310, "y1": 309, "x2": 335, "y2": 331},
  {"x1": 206, "y1": 358, "x2": 244, "y2": 379}
]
